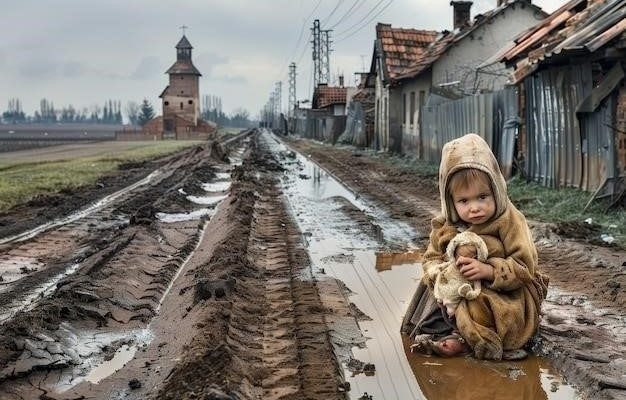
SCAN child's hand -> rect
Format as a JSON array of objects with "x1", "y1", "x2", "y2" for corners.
[{"x1": 456, "y1": 256, "x2": 494, "y2": 282}]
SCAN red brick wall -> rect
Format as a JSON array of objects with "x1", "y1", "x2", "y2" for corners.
[{"x1": 617, "y1": 83, "x2": 626, "y2": 175}]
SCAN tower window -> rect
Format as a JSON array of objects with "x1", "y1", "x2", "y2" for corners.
[
  {"x1": 180, "y1": 102, "x2": 183, "y2": 110},
  {"x1": 180, "y1": 90, "x2": 184, "y2": 94},
  {"x1": 188, "y1": 100, "x2": 193, "y2": 105},
  {"x1": 164, "y1": 101, "x2": 169, "y2": 106}
]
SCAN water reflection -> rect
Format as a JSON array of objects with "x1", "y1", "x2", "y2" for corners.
[{"x1": 375, "y1": 250, "x2": 423, "y2": 272}]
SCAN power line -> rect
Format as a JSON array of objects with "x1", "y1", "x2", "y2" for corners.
[
  {"x1": 327, "y1": 0, "x2": 362, "y2": 30},
  {"x1": 334, "y1": 0, "x2": 387, "y2": 37},
  {"x1": 321, "y1": 0, "x2": 344, "y2": 26},
  {"x1": 274, "y1": 0, "x2": 322, "y2": 82},
  {"x1": 335, "y1": 0, "x2": 395, "y2": 43}
]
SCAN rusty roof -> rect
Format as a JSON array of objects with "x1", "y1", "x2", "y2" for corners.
[
  {"x1": 395, "y1": 0, "x2": 548, "y2": 82},
  {"x1": 165, "y1": 60, "x2": 202, "y2": 76},
  {"x1": 376, "y1": 23, "x2": 439, "y2": 80},
  {"x1": 499, "y1": 0, "x2": 626, "y2": 83},
  {"x1": 312, "y1": 85, "x2": 348, "y2": 109}
]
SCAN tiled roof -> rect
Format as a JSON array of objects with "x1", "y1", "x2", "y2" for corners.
[
  {"x1": 395, "y1": 0, "x2": 548, "y2": 81},
  {"x1": 313, "y1": 85, "x2": 348, "y2": 109},
  {"x1": 166, "y1": 60, "x2": 202, "y2": 76},
  {"x1": 497, "y1": 0, "x2": 626, "y2": 83},
  {"x1": 376, "y1": 23, "x2": 439, "y2": 80}
]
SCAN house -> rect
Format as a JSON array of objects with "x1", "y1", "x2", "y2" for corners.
[
  {"x1": 394, "y1": 0, "x2": 547, "y2": 156},
  {"x1": 293, "y1": 82, "x2": 350, "y2": 143},
  {"x1": 496, "y1": 0, "x2": 626, "y2": 193},
  {"x1": 371, "y1": 24, "x2": 439, "y2": 152},
  {"x1": 312, "y1": 83, "x2": 348, "y2": 116}
]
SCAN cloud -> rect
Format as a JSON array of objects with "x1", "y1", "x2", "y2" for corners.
[
  {"x1": 130, "y1": 56, "x2": 162, "y2": 80},
  {"x1": 212, "y1": 74, "x2": 248, "y2": 85},
  {"x1": 194, "y1": 52, "x2": 229, "y2": 78},
  {"x1": 18, "y1": 59, "x2": 59, "y2": 79},
  {"x1": 62, "y1": 61, "x2": 86, "y2": 77}
]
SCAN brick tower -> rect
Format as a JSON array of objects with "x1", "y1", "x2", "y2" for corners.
[{"x1": 160, "y1": 35, "x2": 202, "y2": 134}]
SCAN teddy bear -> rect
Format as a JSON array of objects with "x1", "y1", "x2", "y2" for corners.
[{"x1": 428, "y1": 230, "x2": 487, "y2": 317}]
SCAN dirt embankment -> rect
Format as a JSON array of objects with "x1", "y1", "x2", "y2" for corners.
[{"x1": 284, "y1": 137, "x2": 626, "y2": 400}]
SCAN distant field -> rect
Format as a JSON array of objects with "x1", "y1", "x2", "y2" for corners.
[{"x1": 0, "y1": 140, "x2": 202, "y2": 211}]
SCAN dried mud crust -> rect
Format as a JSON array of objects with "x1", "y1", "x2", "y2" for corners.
[
  {"x1": 0, "y1": 141, "x2": 231, "y2": 396},
  {"x1": 156, "y1": 135, "x2": 346, "y2": 400},
  {"x1": 284, "y1": 137, "x2": 626, "y2": 400}
]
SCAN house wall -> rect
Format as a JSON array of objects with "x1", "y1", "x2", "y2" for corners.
[
  {"x1": 163, "y1": 75, "x2": 200, "y2": 125},
  {"x1": 617, "y1": 82, "x2": 626, "y2": 176},
  {"x1": 374, "y1": 69, "x2": 388, "y2": 151},
  {"x1": 332, "y1": 104, "x2": 346, "y2": 116},
  {"x1": 433, "y1": 3, "x2": 543, "y2": 94},
  {"x1": 398, "y1": 73, "x2": 432, "y2": 156}
]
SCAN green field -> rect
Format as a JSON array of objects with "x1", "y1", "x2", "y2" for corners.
[{"x1": 0, "y1": 141, "x2": 202, "y2": 212}]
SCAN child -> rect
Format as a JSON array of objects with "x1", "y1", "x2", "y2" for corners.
[{"x1": 402, "y1": 133, "x2": 549, "y2": 360}]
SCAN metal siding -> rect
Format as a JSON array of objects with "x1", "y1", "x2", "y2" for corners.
[
  {"x1": 523, "y1": 64, "x2": 599, "y2": 189},
  {"x1": 419, "y1": 88, "x2": 517, "y2": 174}
]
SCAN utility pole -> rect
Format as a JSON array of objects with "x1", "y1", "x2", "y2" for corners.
[
  {"x1": 311, "y1": 19, "x2": 321, "y2": 89},
  {"x1": 321, "y1": 29, "x2": 332, "y2": 84},
  {"x1": 288, "y1": 63, "x2": 296, "y2": 118},
  {"x1": 275, "y1": 81, "x2": 282, "y2": 127}
]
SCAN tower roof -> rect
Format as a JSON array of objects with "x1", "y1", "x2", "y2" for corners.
[{"x1": 176, "y1": 35, "x2": 193, "y2": 49}]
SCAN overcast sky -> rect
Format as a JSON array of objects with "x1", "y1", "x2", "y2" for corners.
[{"x1": 1, "y1": 0, "x2": 566, "y2": 121}]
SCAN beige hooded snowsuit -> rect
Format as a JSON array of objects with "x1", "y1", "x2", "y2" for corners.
[{"x1": 404, "y1": 133, "x2": 549, "y2": 360}]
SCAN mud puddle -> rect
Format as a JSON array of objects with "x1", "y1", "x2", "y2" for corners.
[
  {"x1": 0, "y1": 170, "x2": 160, "y2": 245},
  {"x1": 267, "y1": 132, "x2": 579, "y2": 400}
]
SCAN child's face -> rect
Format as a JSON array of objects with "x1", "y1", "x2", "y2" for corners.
[{"x1": 451, "y1": 180, "x2": 496, "y2": 225}]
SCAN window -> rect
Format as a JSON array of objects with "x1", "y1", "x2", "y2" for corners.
[
  {"x1": 164, "y1": 101, "x2": 169, "y2": 106},
  {"x1": 180, "y1": 102, "x2": 183, "y2": 110},
  {"x1": 410, "y1": 92, "x2": 416, "y2": 125},
  {"x1": 181, "y1": 76, "x2": 184, "y2": 80},
  {"x1": 188, "y1": 100, "x2": 193, "y2": 105},
  {"x1": 403, "y1": 93, "x2": 407, "y2": 125}
]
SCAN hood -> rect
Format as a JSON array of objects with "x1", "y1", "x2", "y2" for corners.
[{"x1": 438, "y1": 133, "x2": 508, "y2": 223}]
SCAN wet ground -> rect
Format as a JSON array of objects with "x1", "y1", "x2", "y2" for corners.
[{"x1": 0, "y1": 129, "x2": 623, "y2": 399}]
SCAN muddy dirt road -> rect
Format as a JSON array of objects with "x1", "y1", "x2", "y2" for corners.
[{"x1": 0, "y1": 130, "x2": 623, "y2": 399}]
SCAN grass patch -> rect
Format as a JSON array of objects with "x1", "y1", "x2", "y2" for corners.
[
  {"x1": 0, "y1": 141, "x2": 201, "y2": 212},
  {"x1": 508, "y1": 176, "x2": 625, "y2": 245},
  {"x1": 376, "y1": 152, "x2": 624, "y2": 245}
]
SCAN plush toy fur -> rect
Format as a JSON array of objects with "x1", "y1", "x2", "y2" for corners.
[{"x1": 429, "y1": 230, "x2": 487, "y2": 316}]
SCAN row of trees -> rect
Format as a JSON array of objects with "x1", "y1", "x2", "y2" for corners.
[
  {"x1": 2, "y1": 97, "x2": 255, "y2": 128},
  {"x1": 201, "y1": 94, "x2": 254, "y2": 128},
  {"x1": 2, "y1": 98, "x2": 125, "y2": 124}
]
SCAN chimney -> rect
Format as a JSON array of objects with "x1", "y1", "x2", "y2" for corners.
[
  {"x1": 450, "y1": 1, "x2": 473, "y2": 30},
  {"x1": 339, "y1": 74, "x2": 344, "y2": 87}
]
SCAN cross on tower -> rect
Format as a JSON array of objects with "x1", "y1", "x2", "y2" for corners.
[{"x1": 179, "y1": 25, "x2": 188, "y2": 35}]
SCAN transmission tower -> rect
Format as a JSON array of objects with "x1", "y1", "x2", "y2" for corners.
[
  {"x1": 288, "y1": 63, "x2": 296, "y2": 117},
  {"x1": 321, "y1": 30, "x2": 332, "y2": 84},
  {"x1": 311, "y1": 19, "x2": 321, "y2": 88},
  {"x1": 275, "y1": 81, "x2": 282, "y2": 117}
]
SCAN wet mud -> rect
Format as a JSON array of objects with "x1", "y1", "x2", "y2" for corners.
[
  {"x1": 0, "y1": 130, "x2": 621, "y2": 399},
  {"x1": 285, "y1": 136, "x2": 626, "y2": 400}
]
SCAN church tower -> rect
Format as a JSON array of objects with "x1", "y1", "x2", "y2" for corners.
[{"x1": 160, "y1": 34, "x2": 202, "y2": 133}]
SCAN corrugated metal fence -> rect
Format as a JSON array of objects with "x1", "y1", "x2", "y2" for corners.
[
  {"x1": 421, "y1": 88, "x2": 518, "y2": 177},
  {"x1": 524, "y1": 63, "x2": 616, "y2": 191}
]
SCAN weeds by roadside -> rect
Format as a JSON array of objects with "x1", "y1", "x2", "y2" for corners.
[
  {"x1": 375, "y1": 151, "x2": 625, "y2": 248},
  {"x1": 0, "y1": 141, "x2": 201, "y2": 212}
]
